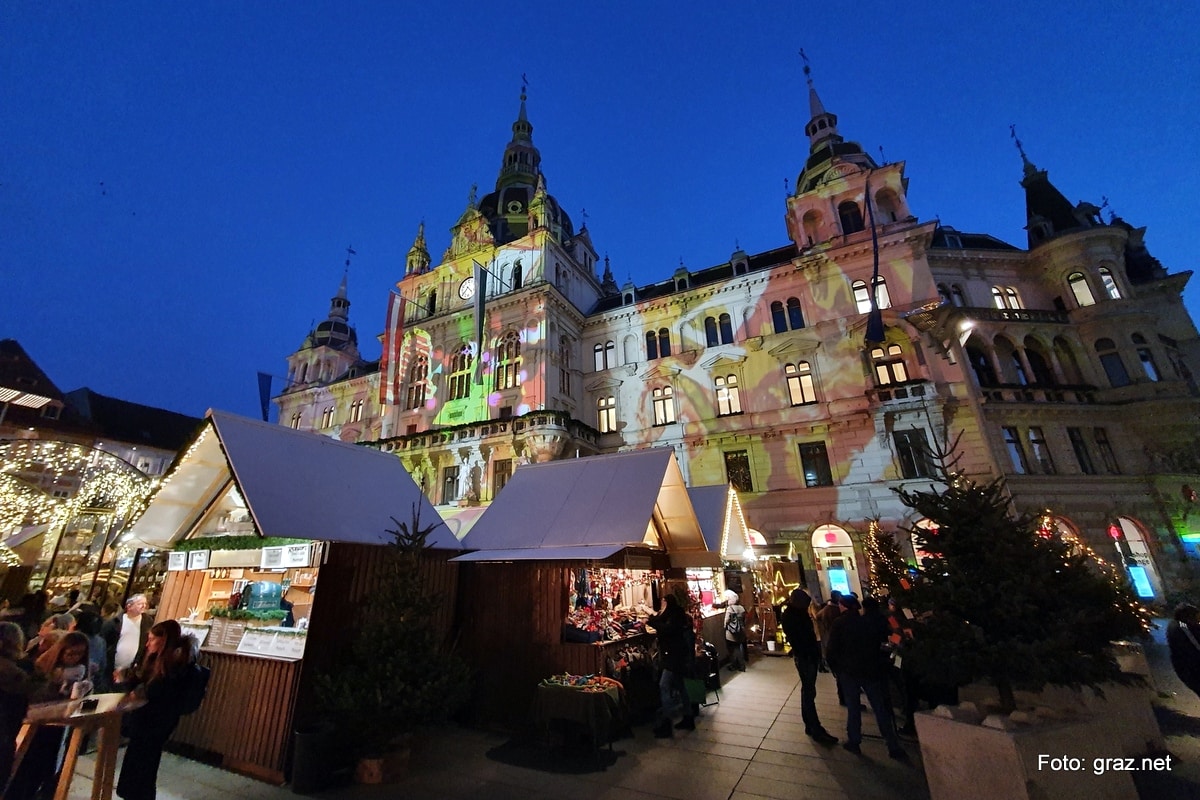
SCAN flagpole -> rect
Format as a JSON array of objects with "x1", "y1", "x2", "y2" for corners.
[{"x1": 864, "y1": 175, "x2": 885, "y2": 345}]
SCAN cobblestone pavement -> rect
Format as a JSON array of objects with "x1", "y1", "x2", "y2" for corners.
[{"x1": 57, "y1": 620, "x2": 1200, "y2": 799}]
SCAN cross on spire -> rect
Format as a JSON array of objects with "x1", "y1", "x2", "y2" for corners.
[{"x1": 799, "y1": 48, "x2": 812, "y2": 84}]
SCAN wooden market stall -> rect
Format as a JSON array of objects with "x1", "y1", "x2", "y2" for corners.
[
  {"x1": 450, "y1": 448, "x2": 720, "y2": 728},
  {"x1": 687, "y1": 484, "x2": 755, "y2": 658},
  {"x1": 126, "y1": 411, "x2": 455, "y2": 783}
]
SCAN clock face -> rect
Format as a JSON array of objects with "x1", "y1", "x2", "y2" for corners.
[{"x1": 458, "y1": 276, "x2": 476, "y2": 300}]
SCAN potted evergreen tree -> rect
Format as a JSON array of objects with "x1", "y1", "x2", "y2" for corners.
[
  {"x1": 891, "y1": 446, "x2": 1155, "y2": 799},
  {"x1": 314, "y1": 505, "x2": 471, "y2": 784}
]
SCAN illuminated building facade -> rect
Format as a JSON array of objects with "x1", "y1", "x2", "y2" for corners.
[{"x1": 275, "y1": 81, "x2": 1200, "y2": 600}]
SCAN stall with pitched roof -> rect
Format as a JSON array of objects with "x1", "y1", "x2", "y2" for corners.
[
  {"x1": 126, "y1": 410, "x2": 455, "y2": 783},
  {"x1": 450, "y1": 448, "x2": 718, "y2": 726}
]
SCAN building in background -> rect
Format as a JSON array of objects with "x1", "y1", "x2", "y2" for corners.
[
  {"x1": 0, "y1": 339, "x2": 201, "y2": 603},
  {"x1": 275, "y1": 76, "x2": 1200, "y2": 601}
]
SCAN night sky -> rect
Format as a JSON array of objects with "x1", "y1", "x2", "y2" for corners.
[{"x1": 3, "y1": 2, "x2": 1197, "y2": 421}]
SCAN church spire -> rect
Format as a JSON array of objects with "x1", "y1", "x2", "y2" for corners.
[
  {"x1": 405, "y1": 221, "x2": 430, "y2": 275},
  {"x1": 800, "y1": 50, "x2": 842, "y2": 152},
  {"x1": 495, "y1": 77, "x2": 541, "y2": 192}
]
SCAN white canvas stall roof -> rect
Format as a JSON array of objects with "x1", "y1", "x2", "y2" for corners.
[
  {"x1": 127, "y1": 410, "x2": 456, "y2": 550},
  {"x1": 454, "y1": 448, "x2": 718, "y2": 567},
  {"x1": 688, "y1": 484, "x2": 753, "y2": 560}
]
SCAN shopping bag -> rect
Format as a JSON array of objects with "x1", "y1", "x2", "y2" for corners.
[{"x1": 684, "y1": 677, "x2": 708, "y2": 705}]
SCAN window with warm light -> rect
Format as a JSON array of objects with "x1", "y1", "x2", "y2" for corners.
[
  {"x1": 652, "y1": 386, "x2": 675, "y2": 426},
  {"x1": 715, "y1": 374, "x2": 742, "y2": 416},
  {"x1": 785, "y1": 362, "x2": 817, "y2": 405},
  {"x1": 597, "y1": 395, "x2": 616, "y2": 433}
]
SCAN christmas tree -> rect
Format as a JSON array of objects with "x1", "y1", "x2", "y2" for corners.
[
  {"x1": 895, "y1": 461, "x2": 1150, "y2": 714},
  {"x1": 315, "y1": 504, "x2": 472, "y2": 756},
  {"x1": 864, "y1": 519, "x2": 911, "y2": 597}
]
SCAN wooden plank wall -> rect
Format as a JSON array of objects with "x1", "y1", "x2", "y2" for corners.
[
  {"x1": 170, "y1": 651, "x2": 301, "y2": 784},
  {"x1": 157, "y1": 570, "x2": 205, "y2": 622},
  {"x1": 457, "y1": 561, "x2": 620, "y2": 729}
]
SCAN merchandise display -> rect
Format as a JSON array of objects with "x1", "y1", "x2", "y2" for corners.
[{"x1": 563, "y1": 567, "x2": 658, "y2": 643}]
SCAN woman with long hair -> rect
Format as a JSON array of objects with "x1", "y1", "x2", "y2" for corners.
[
  {"x1": 116, "y1": 619, "x2": 196, "y2": 800},
  {"x1": 0, "y1": 622, "x2": 31, "y2": 792},
  {"x1": 6, "y1": 630, "x2": 93, "y2": 799}
]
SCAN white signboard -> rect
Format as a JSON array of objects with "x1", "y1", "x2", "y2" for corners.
[
  {"x1": 236, "y1": 629, "x2": 307, "y2": 661},
  {"x1": 260, "y1": 546, "x2": 284, "y2": 569},
  {"x1": 167, "y1": 552, "x2": 188, "y2": 571},
  {"x1": 187, "y1": 550, "x2": 210, "y2": 571},
  {"x1": 283, "y1": 543, "x2": 312, "y2": 568},
  {"x1": 180, "y1": 623, "x2": 210, "y2": 646}
]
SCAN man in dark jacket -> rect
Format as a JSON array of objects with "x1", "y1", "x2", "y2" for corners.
[
  {"x1": 1167, "y1": 603, "x2": 1200, "y2": 699},
  {"x1": 825, "y1": 595, "x2": 906, "y2": 760},
  {"x1": 781, "y1": 589, "x2": 837, "y2": 745},
  {"x1": 647, "y1": 594, "x2": 696, "y2": 738}
]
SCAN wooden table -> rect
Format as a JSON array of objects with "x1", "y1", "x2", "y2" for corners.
[{"x1": 14, "y1": 692, "x2": 144, "y2": 800}]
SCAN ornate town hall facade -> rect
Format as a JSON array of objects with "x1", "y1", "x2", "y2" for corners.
[{"x1": 276, "y1": 80, "x2": 1200, "y2": 600}]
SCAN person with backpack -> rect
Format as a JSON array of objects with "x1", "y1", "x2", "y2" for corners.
[
  {"x1": 715, "y1": 583, "x2": 748, "y2": 672},
  {"x1": 117, "y1": 619, "x2": 207, "y2": 800}
]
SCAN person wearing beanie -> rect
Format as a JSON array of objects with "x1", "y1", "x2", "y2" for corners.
[{"x1": 780, "y1": 589, "x2": 837, "y2": 745}]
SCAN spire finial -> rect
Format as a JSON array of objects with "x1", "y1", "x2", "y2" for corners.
[
  {"x1": 784, "y1": 176, "x2": 790, "y2": 196},
  {"x1": 735, "y1": 238, "x2": 740, "y2": 250},
  {"x1": 345, "y1": 244, "x2": 356, "y2": 269},
  {"x1": 467, "y1": 183, "x2": 478, "y2": 209},
  {"x1": 521, "y1": 73, "x2": 528, "y2": 102},
  {"x1": 799, "y1": 48, "x2": 812, "y2": 86},
  {"x1": 1010, "y1": 124, "x2": 1038, "y2": 178},
  {"x1": 580, "y1": 207, "x2": 588, "y2": 229}
]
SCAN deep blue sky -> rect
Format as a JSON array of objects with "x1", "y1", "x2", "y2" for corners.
[{"x1": 3, "y1": 2, "x2": 1197, "y2": 421}]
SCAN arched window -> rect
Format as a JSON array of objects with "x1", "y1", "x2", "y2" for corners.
[
  {"x1": 657, "y1": 328, "x2": 671, "y2": 358},
  {"x1": 559, "y1": 337, "x2": 572, "y2": 395},
  {"x1": 298, "y1": 363, "x2": 308, "y2": 383},
  {"x1": 838, "y1": 201, "x2": 864, "y2": 234},
  {"x1": 950, "y1": 285, "x2": 966, "y2": 307},
  {"x1": 1132, "y1": 333, "x2": 1160, "y2": 381},
  {"x1": 511, "y1": 261, "x2": 523, "y2": 290},
  {"x1": 770, "y1": 301, "x2": 787, "y2": 334},
  {"x1": 623, "y1": 335, "x2": 638, "y2": 364},
  {"x1": 1053, "y1": 337, "x2": 1085, "y2": 384},
  {"x1": 448, "y1": 343, "x2": 473, "y2": 401},
  {"x1": 1095, "y1": 338, "x2": 1130, "y2": 387},
  {"x1": 406, "y1": 354, "x2": 429, "y2": 410},
  {"x1": 1005, "y1": 287, "x2": 1022, "y2": 309},
  {"x1": 852, "y1": 280, "x2": 871, "y2": 313},
  {"x1": 715, "y1": 374, "x2": 742, "y2": 416},
  {"x1": 966, "y1": 345, "x2": 997, "y2": 387},
  {"x1": 802, "y1": 210, "x2": 822, "y2": 246},
  {"x1": 705, "y1": 316, "x2": 719, "y2": 347},
  {"x1": 875, "y1": 188, "x2": 901, "y2": 222},
  {"x1": 871, "y1": 344, "x2": 909, "y2": 386},
  {"x1": 1012, "y1": 351, "x2": 1028, "y2": 386},
  {"x1": 597, "y1": 396, "x2": 616, "y2": 433},
  {"x1": 718, "y1": 313, "x2": 734, "y2": 344},
  {"x1": 785, "y1": 362, "x2": 816, "y2": 405},
  {"x1": 427, "y1": 289, "x2": 437, "y2": 316},
  {"x1": 1024, "y1": 340, "x2": 1056, "y2": 385},
  {"x1": 592, "y1": 340, "x2": 614, "y2": 371},
  {"x1": 652, "y1": 386, "x2": 676, "y2": 425},
  {"x1": 991, "y1": 286, "x2": 1006, "y2": 309},
  {"x1": 320, "y1": 406, "x2": 335, "y2": 428},
  {"x1": 1100, "y1": 267, "x2": 1122, "y2": 300},
  {"x1": 289, "y1": 412, "x2": 301, "y2": 430},
  {"x1": 349, "y1": 400, "x2": 364, "y2": 423},
  {"x1": 1068, "y1": 272, "x2": 1095, "y2": 307},
  {"x1": 494, "y1": 331, "x2": 521, "y2": 391},
  {"x1": 787, "y1": 297, "x2": 804, "y2": 330},
  {"x1": 646, "y1": 330, "x2": 658, "y2": 361}
]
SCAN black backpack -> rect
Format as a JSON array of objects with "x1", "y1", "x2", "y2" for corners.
[
  {"x1": 178, "y1": 662, "x2": 211, "y2": 715},
  {"x1": 725, "y1": 606, "x2": 746, "y2": 641}
]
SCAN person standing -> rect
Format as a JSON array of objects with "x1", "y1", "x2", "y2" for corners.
[
  {"x1": 647, "y1": 594, "x2": 696, "y2": 738},
  {"x1": 117, "y1": 620, "x2": 198, "y2": 800},
  {"x1": 816, "y1": 590, "x2": 844, "y2": 701},
  {"x1": 780, "y1": 589, "x2": 837, "y2": 745},
  {"x1": 0, "y1": 622, "x2": 31, "y2": 792},
  {"x1": 715, "y1": 581, "x2": 748, "y2": 671},
  {"x1": 826, "y1": 596, "x2": 906, "y2": 761},
  {"x1": 103, "y1": 594, "x2": 152, "y2": 687},
  {"x1": 1167, "y1": 603, "x2": 1200, "y2": 699}
]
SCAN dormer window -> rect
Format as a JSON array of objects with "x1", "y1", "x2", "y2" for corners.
[
  {"x1": 944, "y1": 233, "x2": 963, "y2": 249},
  {"x1": 623, "y1": 292, "x2": 633, "y2": 305}
]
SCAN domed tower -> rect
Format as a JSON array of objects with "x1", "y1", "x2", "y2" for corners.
[
  {"x1": 784, "y1": 57, "x2": 913, "y2": 250},
  {"x1": 284, "y1": 271, "x2": 361, "y2": 391},
  {"x1": 477, "y1": 83, "x2": 574, "y2": 245}
]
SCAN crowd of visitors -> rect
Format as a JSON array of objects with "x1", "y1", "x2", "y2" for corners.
[{"x1": 0, "y1": 590, "x2": 206, "y2": 800}]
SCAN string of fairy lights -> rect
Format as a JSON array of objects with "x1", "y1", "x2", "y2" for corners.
[{"x1": 0, "y1": 439, "x2": 157, "y2": 550}]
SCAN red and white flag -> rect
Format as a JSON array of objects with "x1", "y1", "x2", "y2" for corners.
[{"x1": 380, "y1": 291, "x2": 406, "y2": 405}]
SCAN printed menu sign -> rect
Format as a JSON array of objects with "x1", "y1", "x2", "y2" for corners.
[
  {"x1": 187, "y1": 550, "x2": 210, "y2": 571},
  {"x1": 168, "y1": 552, "x2": 188, "y2": 571}
]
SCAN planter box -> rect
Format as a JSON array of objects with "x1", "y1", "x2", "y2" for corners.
[
  {"x1": 957, "y1": 681, "x2": 1162, "y2": 757},
  {"x1": 916, "y1": 705, "x2": 1138, "y2": 800}
]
